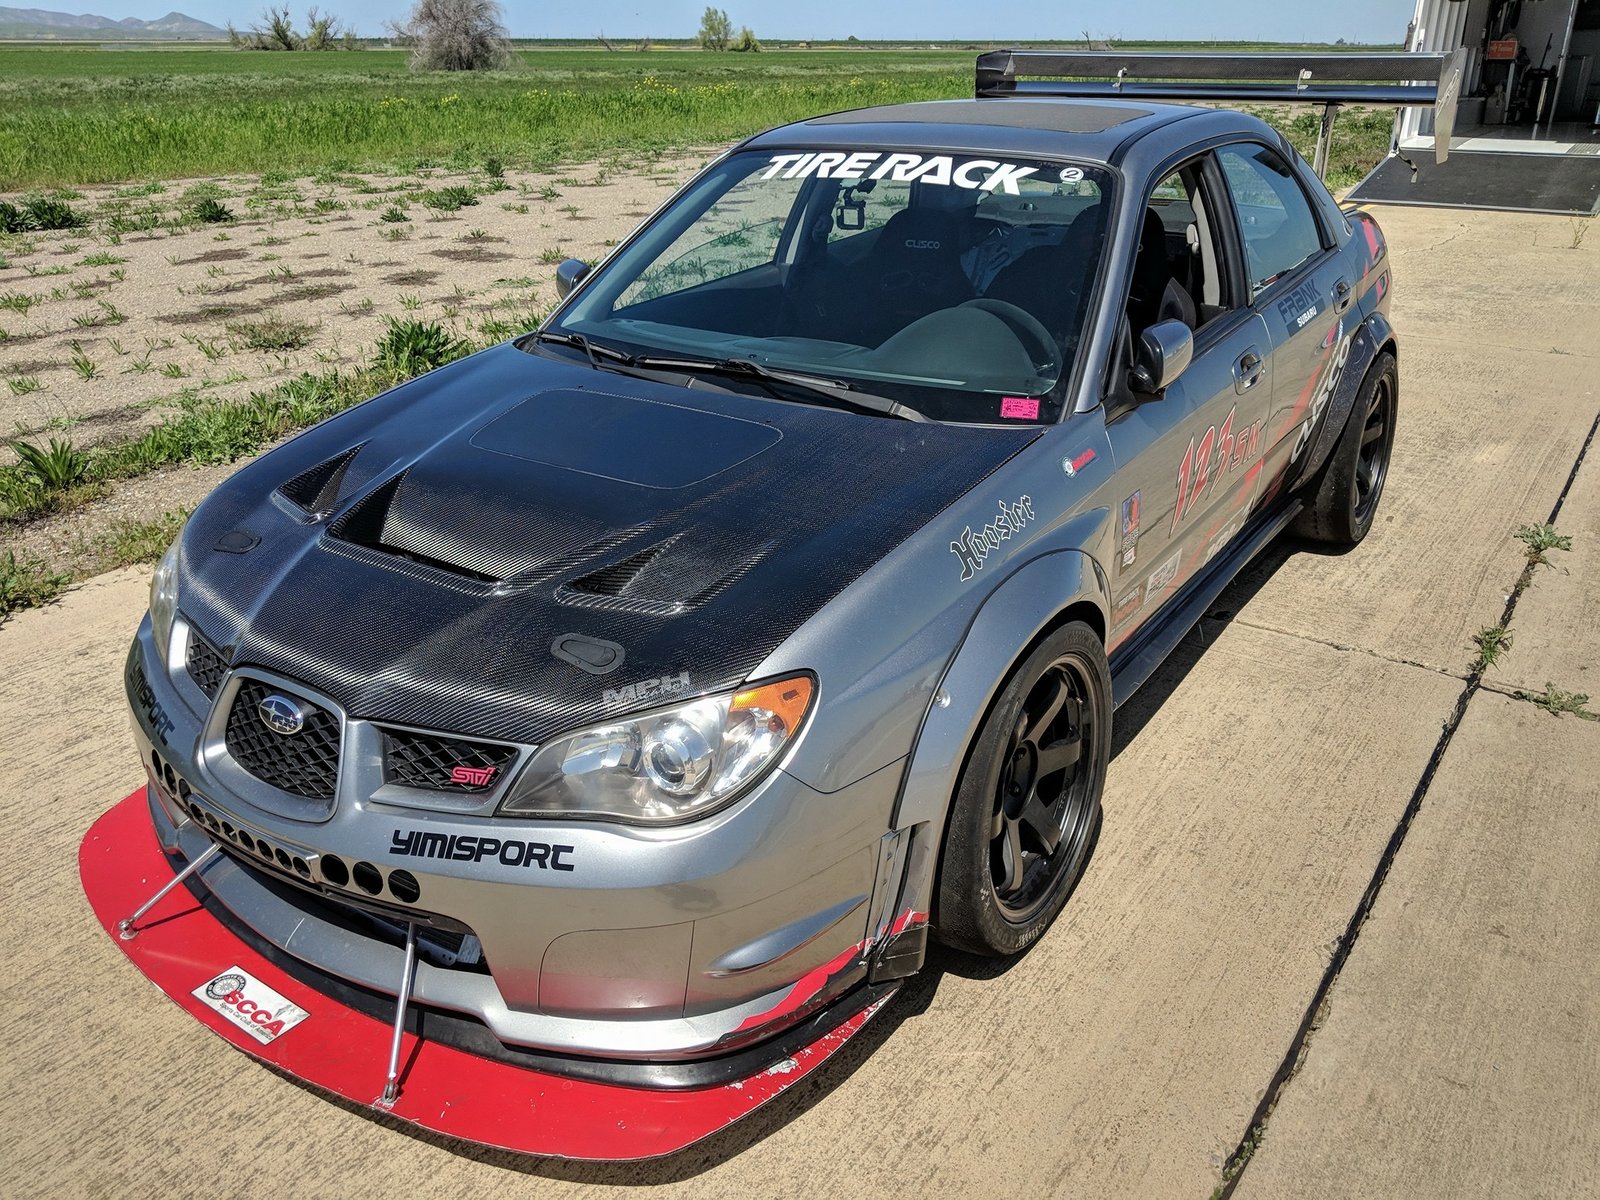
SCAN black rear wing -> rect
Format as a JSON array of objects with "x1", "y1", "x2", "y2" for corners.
[{"x1": 975, "y1": 50, "x2": 1467, "y2": 177}]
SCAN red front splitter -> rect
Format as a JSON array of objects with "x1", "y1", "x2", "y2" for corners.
[{"x1": 80, "y1": 791, "x2": 896, "y2": 1160}]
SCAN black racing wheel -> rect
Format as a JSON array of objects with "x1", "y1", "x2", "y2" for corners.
[
  {"x1": 935, "y1": 621, "x2": 1109, "y2": 957},
  {"x1": 960, "y1": 298, "x2": 1060, "y2": 374},
  {"x1": 1294, "y1": 351, "x2": 1397, "y2": 546}
]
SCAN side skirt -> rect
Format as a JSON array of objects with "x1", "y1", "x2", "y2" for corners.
[{"x1": 1109, "y1": 499, "x2": 1302, "y2": 709}]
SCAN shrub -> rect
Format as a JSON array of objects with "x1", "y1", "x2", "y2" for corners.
[
  {"x1": 0, "y1": 551, "x2": 72, "y2": 620},
  {"x1": 191, "y1": 197, "x2": 236, "y2": 223},
  {"x1": 372, "y1": 317, "x2": 471, "y2": 378},
  {"x1": 391, "y1": 0, "x2": 514, "y2": 72},
  {"x1": 422, "y1": 185, "x2": 478, "y2": 211},
  {"x1": 11, "y1": 436, "x2": 88, "y2": 490},
  {"x1": 0, "y1": 195, "x2": 86, "y2": 232}
]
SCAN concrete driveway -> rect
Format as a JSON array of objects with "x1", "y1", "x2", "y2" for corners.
[{"x1": 0, "y1": 203, "x2": 1594, "y2": 1199}]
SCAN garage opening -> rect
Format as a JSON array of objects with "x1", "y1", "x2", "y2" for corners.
[{"x1": 1348, "y1": 0, "x2": 1600, "y2": 214}]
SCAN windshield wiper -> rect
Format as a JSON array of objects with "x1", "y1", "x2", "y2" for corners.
[
  {"x1": 628, "y1": 354, "x2": 927, "y2": 422},
  {"x1": 531, "y1": 330, "x2": 638, "y2": 370}
]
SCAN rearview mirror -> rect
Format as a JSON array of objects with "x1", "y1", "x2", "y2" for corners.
[
  {"x1": 555, "y1": 258, "x2": 592, "y2": 300},
  {"x1": 1130, "y1": 319, "x2": 1194, "y2": 395}
]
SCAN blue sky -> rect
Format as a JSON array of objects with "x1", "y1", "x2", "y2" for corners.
[{"x1": 81, "y1": 1, "x2": 1411, "y2": 43}]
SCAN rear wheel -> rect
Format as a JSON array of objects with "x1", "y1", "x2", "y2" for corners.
[
  {"x1": 935, "y1": 622, "x2": 1109, "y2": 957},
  {"x1": 1293, "y1": 351, "x2": 1397, "y2": 546}
]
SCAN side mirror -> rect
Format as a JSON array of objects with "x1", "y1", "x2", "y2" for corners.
[
  {"x1": 554, "y1": 257, "x2": 592, "y2": 300},
  {"x1": 1130, "y1": 319, "x2": 1194, "y2": 395}
]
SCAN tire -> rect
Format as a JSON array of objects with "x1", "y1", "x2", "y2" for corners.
[
  {"x1": 1292, "y1": 351, "x2": 1397, "y2": 546},
  {"x1": 935, "y1": 621, "x2": 1110, "y2": 958}
]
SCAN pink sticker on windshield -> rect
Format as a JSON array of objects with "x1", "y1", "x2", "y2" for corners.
[{"x1": 1000, "y1": 396, "x2": 1040, "y2": 420}]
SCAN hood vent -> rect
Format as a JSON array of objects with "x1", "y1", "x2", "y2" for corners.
[
  {"x1": 326, "y1": 471, "x2": 502, "y2": 584},
  {"x1": 559, "y1": 536, "x2": 770, "y2": 616},
  {"x1": 279, "y1": 445, "x2": 363, "y2": 516}
]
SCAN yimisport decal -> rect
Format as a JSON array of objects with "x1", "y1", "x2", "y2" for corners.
[
  {"x1": 951, "y1": 495, "x2": 1035, "y2": 582},
  {"x1": 192, "y1": 966, "x2": 309, "y2": 1044},
  {"x1": 761, "y1": 152, "x2": 1040, "y2": 194},
  {"x1": 389, "y1": 829, "x2": 576, "y2": 871},
  {"x1": 1171, "y1": 406, "x2": 1264, "y2": 533},
  {"x1": 127, "y1": 656, "x2": 175, "y2": 746}
]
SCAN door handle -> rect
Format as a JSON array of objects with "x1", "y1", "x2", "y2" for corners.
[
  {"x1": 1333, "y1": 277, "x2": 1353, "y2": 313},
  {"x1": 1234, "y1": 349, "x2": 1264, "y2": 394}
]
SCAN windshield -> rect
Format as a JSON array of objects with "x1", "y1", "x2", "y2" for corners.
[{"x1": 542, "y1": 149, "x2": 1114, "y2": 424}]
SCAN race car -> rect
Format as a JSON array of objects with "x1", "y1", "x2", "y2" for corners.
[{"x1": 84, "y1": 50, "x2": 1460, "y2": 1160}]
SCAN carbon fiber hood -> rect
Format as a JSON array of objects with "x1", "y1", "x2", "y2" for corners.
[{"x1": 177, "y1": 343, "x2": 1039, "y2": 744}]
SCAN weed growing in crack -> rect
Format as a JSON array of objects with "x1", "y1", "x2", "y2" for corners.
[
  {"x1": 1514, "y1": 522, "x2": 1573, "y2": 569},
  {"x1": 1471, "y1": 625, "x2": 1513, "y2": 672},
  {"x1": 1515, "y1": 682, "x2": 1596, "y2": 720}
]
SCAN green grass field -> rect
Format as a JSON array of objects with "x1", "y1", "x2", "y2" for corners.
[{"x1": 0, "y1": 45, "x2": 1398, "y2": 190}]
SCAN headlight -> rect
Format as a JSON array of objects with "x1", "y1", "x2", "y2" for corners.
[
  {"x1": 500, "y1": 674, "x2": 814, "y2": 824},
  {"x1": 148, "y1": 536, "x2": 182, "y2": 662}
]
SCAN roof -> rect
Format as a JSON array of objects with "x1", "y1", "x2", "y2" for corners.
[{"x1": 743, "y1": 98, "x2": 1214, "y2": 164}]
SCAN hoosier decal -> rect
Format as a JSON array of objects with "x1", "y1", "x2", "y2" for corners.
[{"x1": 951, "y1": 495, "x2": 1035, "y2": 582}]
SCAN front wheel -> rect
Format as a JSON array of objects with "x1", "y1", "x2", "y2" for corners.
[{"x1": 935, "y1": 622, "x2": 1110, "y2": 958}]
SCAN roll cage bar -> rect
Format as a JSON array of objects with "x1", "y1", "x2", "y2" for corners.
[{"x1": 975, "y1": 49, "x2": 1467, "y2": 179}]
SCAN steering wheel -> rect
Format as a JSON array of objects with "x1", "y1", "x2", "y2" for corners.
[{"x1": 960, "y1": 299, "x2": 1059, "y2": 374}]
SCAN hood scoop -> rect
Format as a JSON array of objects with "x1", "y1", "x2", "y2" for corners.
[
  {"x1": 560, "y1": 534, "x2": 771, "y2": 616},
  {"x1": 326, "y1": 472, "x2": 504, "y2": 583},
  {"x1": 279, "y1": 444, "x2": 363, "y2": 517}
]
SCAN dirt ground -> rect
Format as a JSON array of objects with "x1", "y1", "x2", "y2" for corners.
[{"x1": 0, "y1": 193, "x2": 1596, "y2": 1199}]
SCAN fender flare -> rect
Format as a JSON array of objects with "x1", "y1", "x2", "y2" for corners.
[
  {"x1": 866, "y1": 548, "x2": 1110, "y2": 978},
  {"x1": 1290, "y1": 309, "x2": 1395, "y2": 493}
]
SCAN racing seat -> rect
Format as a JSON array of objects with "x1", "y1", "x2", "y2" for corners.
[
  {"x1": 788, "y1": 189, "x2": 979, "y2": 348},
  {"x1": 985, "y1": 212, "x2": 1105, "y2": 346},
  {"x1": 1127, "y1": 207, "x2": 1197, "y2": 336}
]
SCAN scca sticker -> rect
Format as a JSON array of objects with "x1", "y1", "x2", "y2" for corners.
[
  {"x1": 761, "y1": 152, "x2": 1040, "y2": 194},
  {"x1": 192, "y1": 966, "x2": 309, "y2": 1044}
]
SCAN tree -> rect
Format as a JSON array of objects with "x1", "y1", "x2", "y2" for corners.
[
  {"x1": 390, "y1": 0, "x2": 514, "y2": 71},
  {"x1": 733, "y1": 25, "x2": 760, "y2": 52},
  {"x1": 697, "y1": 6, "x2": 732, "y2": 52}
]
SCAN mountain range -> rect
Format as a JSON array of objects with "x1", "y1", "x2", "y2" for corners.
[{"x1": 0, "y1": 7, "x2": 227, "y2": 38}]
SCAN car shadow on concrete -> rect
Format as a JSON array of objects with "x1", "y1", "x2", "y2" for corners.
[{"x1": 286, "y1": 540, "x2": 1305, "y2": 1184}]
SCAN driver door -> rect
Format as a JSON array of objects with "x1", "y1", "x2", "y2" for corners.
[{"x1": 1105, "y1": 158, "x2": 1274, "y2": 651}]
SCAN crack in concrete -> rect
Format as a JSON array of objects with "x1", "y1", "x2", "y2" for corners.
[
  {"x1": 1224, "y1": 616, "x2": 1464, "y2": 681},
  {"x1": 1214, "y1": 404, "x2": 1600, "y2": 1198}
]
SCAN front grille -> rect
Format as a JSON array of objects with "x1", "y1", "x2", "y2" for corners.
[
  {"x1": 224, "y1": 679, "x2": 342, "y2": 801},
  {"x1": 383, "y1": 728, "x2": 517, "y2": 793},
  {"x1": 184, "y1": 627, "x2": 228, "y2": 699}
]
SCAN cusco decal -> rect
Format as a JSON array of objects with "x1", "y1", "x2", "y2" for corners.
[
  {"x1": 762, "y1": 152, "x2": 1040, "y2": 194},
  {"x1": 1171, "y1": 407, "x2": 1264, "y2": 532},
  {"x1": 951, "y1": 495, "x2": 1035, "y2": 581},
  {"x1": 389, "y1": 829, "x2": 576, "y2": 871},
  {"x1": 192, "y1": 966, "x2": 309, "y2": 1044},
  {"x1": 1289, "y1": 318, "x2": 1355, "y2": 466}
]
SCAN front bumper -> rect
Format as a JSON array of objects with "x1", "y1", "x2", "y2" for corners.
[
  {"x1": 80, "y1": 791, "x2": 898, "y2": 1159},
  {"x1": 127, "y1": 615, "x2": 913, "y2": 1061}
]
